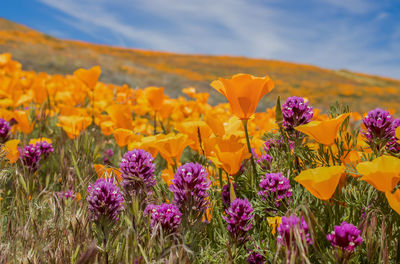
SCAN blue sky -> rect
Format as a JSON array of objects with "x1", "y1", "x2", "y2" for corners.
[{"x1": 2, "y1": 0, "x2": 400, "y2": 79}]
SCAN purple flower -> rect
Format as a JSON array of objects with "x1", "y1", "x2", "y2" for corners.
[
  {"x1": 264, "y1": 137, "x2": 293, "y2": 153},
  {"x1": 58, "y1": 190, "x2": 77, "y2": 200},
  {"x1": 0, "y1": 118, "x2": 10, "y2": 143},
  {"x1": 120, "y1": 149, "x2": 155, "y2": 193},
  {"x1": 87, "y1": 178, "x2": 124, "y2": 222},
  {"x1": 103, "y1": 148, "x2": 114, "y2": 164},
  {"x1": 247, "y1": 251, "x2": 266, "y2": 264},
  {"x1": 362, "y1": 108, "x2": 394, "y2": 143},
  {"x1": 326, "y1": 222, "x2": 363, "y2": 252},
  {"x1": 221, "y1": 183, "x2": 237, "y2": 208},
  {"x1": 223, "y1": 198, "x2": 254, "y2": 244},
  {"x1": 386, "y1": 118, "x2": 400, "y2": 153},
  {"x1": 258, "y1": 173, "x2": 292, "y2": 207},
  {"x1": 35, "y1": 140, "x2": 54, "y2": 159},
  {"x1": 169, "y1": 162, "x2": 211, "y2": 217},
  {"x1": 256, "y1": 153, "x2": 273, "y2": 170},
  {"x1": 144, "y1": 203, "x2": 182, "y2": 234},
  {"x1": 282, "y1": 96, "x2": 313, "y2": 132},
  {"x1": 19, "y1": 144, "x2": 41, "y2": 172},
  {"x1": 277, "y1": 215, "x2": 312, "y2": 247}
]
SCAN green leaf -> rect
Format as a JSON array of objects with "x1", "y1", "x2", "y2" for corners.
[{"x1": 275, "y1": 96, "x2": 283, "y2": 126}]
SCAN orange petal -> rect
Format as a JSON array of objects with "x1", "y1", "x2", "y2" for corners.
[
  {"x1": 385, "y1": 190, "x2": 400, "y2": 215},
  {"x1": 295, "y1": 113, "x2": 350, "y2": 145},
  {"x1": 357, "y1": 155, "x2": 400, "y2": 192},
  {"x1": 294, "y1": 166, "x2": 346, "y2": 200},
  {"x1": 4, "y1": 139, "x2": 20, "y2": 163}
]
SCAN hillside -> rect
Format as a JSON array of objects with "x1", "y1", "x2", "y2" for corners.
[{"x1": 0, "y1": 17, "x2": 399, "y2": 112}]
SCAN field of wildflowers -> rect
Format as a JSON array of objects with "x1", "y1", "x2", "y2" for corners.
[{"x1": 0, "y1": 52, "x2": 400, "y2": 264}]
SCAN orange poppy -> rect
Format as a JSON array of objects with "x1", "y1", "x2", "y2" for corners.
[
  {"x1": 106, "y1": 104, "x2": 133, "y2": 130},
  {"x1": 356, "y1": 155, "x2": 400, "y2": 192},
  {"x1": 161, "y1": 166, "x2": 175, "y2": 185},
  {"x1": 213, "y1": 134, "x2": 251, "y2": 176},
  {"x1": 154, "y1": 133, "x2": 193, "y2": 165},
  {"x1": 13, "y1": 110, "x2": 34, "y2": 134},
  {"x1": 385, "y1": 190, "x2": 400, "y2": 215},
  {"x1": 211, "y1": 74, "x2": 274, "y2": 120},
  {"x1": 57, "y1": 115, "x2": 92, "y2": 139},
  {"x1": 294, "y1": 166, "x2": 346, "y2": 200},
  {"x1": 144, "y1": 86, "x2": 164, "y2": 111},
  {"x1": 295, "y1": 113, "x2": 350, "y2": 145},
  {"x1": 73, "y1": 66, "x2": 101, "y2": 90},
  {"x1": 3, "y1": 139, "x2": 20, "y2": 163}
]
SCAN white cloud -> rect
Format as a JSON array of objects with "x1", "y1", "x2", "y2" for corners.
[{"x1": 37, "y1": 0, "x2": 400, "y2": 79}]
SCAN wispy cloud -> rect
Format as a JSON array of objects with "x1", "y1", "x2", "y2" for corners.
[{"x1": 37, "y1": 0, "x2": 400, "y2": 79}]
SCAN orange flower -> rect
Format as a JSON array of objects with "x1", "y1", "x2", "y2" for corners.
[
  {"x1": 57, "y1": 115, "x2": 92, "y2": 139},
  {"x1": 385, "y1": 190, "x2": 400, "y2": 215},
  {"x1": 211, "y1": 74, "x2": 274, "y2": 120},
  {"x1": 356, "y1": 155, "x2": 400, "y2": 192},
  {"x1": 161, "y1": 167, "x2": 175, "y2": 185},
  {"x1": 106, "y1": 104, "x2": 133, "y2": 130},
  {"x1": 144, "y1": 86, "x2": 164, "y2": 111},
  {"x1": 3, "y1": 139, "x2": 20, "y2": 163},
  {"x1": 294, "y1": 166, "x2": 346, "y2": 200},
  {"x1": 99, "y1": 120, "x2": 115, "y2": 136},
  {"x1": 13, "y1": 110, "x2": 34, "y2": 134},
  {"x1": 93, "y1": 164, "x2": 122, "y2": 183},
  {"x1": 396, "y1": 126, "x2": 400, "y2": 143},
  {"x1": 154, "y1": 133, "x2": 193, "y2": 165},
  {"x1": 294, "y1": 113, "x2": 350, "y2": 145},
  {"x1": 113, "y1": 128, "x2": 134, "y2": 147},
  {"x1": 73, "y1": 66, "x2": 101, "y2": 90},
  {"x1": 175, "y1": 121, "x2": 212, "y2": 151},
  {"x1": 213, "y1": 135, "x2": 251, "y2": 175}
]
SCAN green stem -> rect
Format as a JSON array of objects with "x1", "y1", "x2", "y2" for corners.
[
  {"x1": 153, "y1": 111, "x2": 157, "y2": 135},
  {"x1": 102, "y1": 225, "x2": 109, "y2": 264},
  {"x1": 242, "y1": 120, "x2": 257, "y2": 189}
]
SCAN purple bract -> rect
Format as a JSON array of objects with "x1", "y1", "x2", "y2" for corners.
[
  {"x1": 144, "y1": 203, "x2": 182, "y2": 234},
  {"x1": 258, "y1": 173, "x2": 292, "y2": 207},
  {"x1": 120, "y1": 149, "x2": 155, "y2": 193},
  {"x1": 169, "y1": 162, "x2": 211, "y2": 216},
  {"x1": 326, "y1": 222, "x2": 363, "y2": 252},
  {"x1": 223, "y1": 198, "x2": 254, "y2": 244},
  {"x1": 87, "y1": 178, "x2": 124, "y2": 222}
]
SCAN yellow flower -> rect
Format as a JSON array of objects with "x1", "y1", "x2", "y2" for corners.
[
  {"x1": 356, "y1": 155, "x2": 400, "y2": 192},
  {"x1": 396, "y1": 126, "x2": 400, "y2": 144},
  {"x1": 385, "y1": 190, "x2": 400, "y2": 215},
  {"x1": 29, "y1": 137, "x2": 52, "y2": 145},
  {"x1": 211, "y1": 74, "x2": 274, "y2": 120},
  {"x1": 294, "y1": 113, "x2": 350, "y2": 145},
  {"x1": 294, "y1": 166, "x2": 346, "y2": 200},
  {"x1": 267, "y1": 216, "x2": 282, "y2": 235}
]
